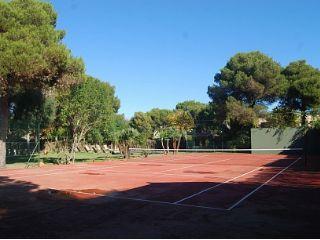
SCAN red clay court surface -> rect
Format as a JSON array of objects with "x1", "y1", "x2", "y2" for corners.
[{"x1": 1, "y1": 152, "x2": 320, "y2": 238}]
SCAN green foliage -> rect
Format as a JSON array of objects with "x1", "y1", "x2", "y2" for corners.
[
  {"x1": 225, "y1": 97, "x2": 267, "y2": 127},
  {"x1": 192, "y1": 104, "x2": 217, "y2": 135},
  {"x1": 209, "y1": 51, "x2": 283, "y2": 106},
  {"x1": 103, "y1": 114, "x2": 128, "y2": 144},
  {"x1": 281, "y1": 60, "x2": 320, "y2": 124},
  {"x1": 0, "y1": 0, "x2": 84, "y2": 96},
  {"x1": 312, "y1": 119, "x2": 320, "y2": 130},
  {"x1": 118, "y1": 127, "x2": 140, "y2": 146},
  {"x1": 0, "y1": 0, "x2": 85, "y2": 166},
  {"x1": 265, "y1": 107, "x2": 300, "y2": 128},
  {"x1": 85, "y1": 128, "x2": 104, "y2": 144},
  {"x1": 157, "y1": 127, "x2": 181, "y2": 143},
  {"x1": 166, "y1": 110, "x2": 195, "y2": 149},
  {"x1": 147, "y1": 108, "x2": 172, "y2": 131},
  {"x1": 206, "y1": 51, "x2": 284, "y2": 148},
  {"x1": 56, "y1": 76, "x2": 120, "y2": 144},
  {"x1": 176, "y1": 100, "x2": 206, "y2": 120},
  {"x1": 167, "y1": 110, "x2": 194, "y2": 132},
  {"x1": 225, "y1": 129, "x2": 251, "y2": 149},
  {"x1": 8, "y1": 89, "x2": 57, "y2": 141},
  {"x1": 129, "y1": 112, "x2": 153, "y2": 146},
  {"x1": 118, "y1": 127, "x2": 141, "y2": 158}
]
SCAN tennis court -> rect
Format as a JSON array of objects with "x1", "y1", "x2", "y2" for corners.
[
  {"x1": 0, "y1": 149, "x2": 303, "y2": 211},
  {"x1": 1, "y1": 148, "x2": 320, "y2": 238}
]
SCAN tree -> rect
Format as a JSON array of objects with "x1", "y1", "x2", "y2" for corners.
[
  {"x1": 225, "y1": 96, "x2": 267, "y2": 127},
  {"x1": 176, "y1": 100, "x2": 206, "y2": 120},
  {"x1": 167, "y1": 110, "x2": 194, "y2": 152},
  {"x1": 118, "y1": 127, "x2": 140, "y2": 159},
  {"x1": 157, "y1": 127, "x2": 170, "y2": 153},
  {"x1": 176, "y1": 101, "x2": 222, "y2": 148},
  {"x1": 8, "y1": 89, "x2": 57, "y2": 146},
  {"x1": 281, "y1": 60, "x2": 320, "y2": 125},
  {"x1": 195, "y1": 104, "x2": 220, "y2": 132},
  {"x1": 147, "y1": 108, "x2": 172, "y2": 131},
  {"x1": 57, "y1": 76, "x2": 120, "y2": 163},
  {"x1": 207, "y1": 51, "x2": 284, "y2": 148},
  {"x1": 265, "y1": 107, "x2": 300, "y2": 128},
  {"x1": 160, "y1": 127, "x2": 181, "y2": 153},
  {"x1": 101, "y1": 114, "x2": 128, "y2": 147},
  {"x1": 129, "y1": 112, "x2": 153, "y2": 147},
  {"x1": 209, "y1": 51, "x2": 283, "y2": 107},
  {"x1": 0, "y1": 0, "x2": 84, "y2": 167}
]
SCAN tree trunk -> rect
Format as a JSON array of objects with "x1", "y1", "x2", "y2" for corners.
[
  {"x1": 172, "y1": 140, "x2": 177, "y2": 155},
  {"x1": 177, "y1": 136, "x2": 182, "y2": 154},
  {"x1": 125, "y1": 145, "x2": 130, "y2": 159},
  {"x1": 166, "y1": 139, "x2": 170, "y2": 154},
  {"x1": 161, "y1": 138, "x2": 166, "y2": 155},
  {"x1": 301, "y1": 103, "x2": 307, "y2": 126},
  {"x1": 301, "y1": 110, "x2": 307, "y2": 126},
  {"x1": 71, "y1": 140, "x2": 77, "y2": 164},
  {"x1": 0, "y1": 95, "x2": 8, "y2": 168}
]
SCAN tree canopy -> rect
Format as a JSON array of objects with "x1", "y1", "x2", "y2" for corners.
[
  {"x1": 206, "y1": 51, "x2": 283, "y2": 148},
  {"x1": 176, "y1": 100, "x2": 206, "y2": 120},
  {"x1": 129, "y1": 112, "x2": 153, "y2": 147},
  {"x1": 209, "y1": 51, "x2": 283, "y2": 107},
  {"x1": 147, "y1": 108, "x2": 172, "y2": 131},
  {"x1": 0, "y1": 0, "x2": 84, "y2": 95},
  {"x1": 281, "y1": 60, "x2": 320, "y2": 124},
  {"x1": 0, "y1": 0, "x2": 84, "y2": 167}
]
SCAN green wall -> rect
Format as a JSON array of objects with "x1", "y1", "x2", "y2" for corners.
[{"x1": 251, "y1": 128, "x2": 304, "y2": 154}]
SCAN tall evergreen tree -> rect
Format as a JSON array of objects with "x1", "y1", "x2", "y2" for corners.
[
  {"x1": 281, "y1": 60, "x2": 320, "y2": 125},
  {"x1": 0, "y1": 0, "x2": 84, "y2": 167}
]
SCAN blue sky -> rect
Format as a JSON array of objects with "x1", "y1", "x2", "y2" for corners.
[{"x1": 50, "y1": 0, "x2": 320, "y2": 118}]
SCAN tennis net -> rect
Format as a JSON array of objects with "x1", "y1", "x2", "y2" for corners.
[{"x1": 129, "y1": 147, "x2": 304, "y2": 157}]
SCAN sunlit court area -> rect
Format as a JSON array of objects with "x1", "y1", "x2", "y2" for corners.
[{"x1": 1, "y1": 0, "x2": 320, "y2": 239}]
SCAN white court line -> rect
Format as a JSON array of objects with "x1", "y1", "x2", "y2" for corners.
[
  {"x1": 174, "y1": 166, "x2": 264, "y2": 204},
  {"x1": 53, "y1": 189, "x2": 228, "y2": 211},
  {"x1": 227, "y1": 157, "x2": 301, "y2": 210}
]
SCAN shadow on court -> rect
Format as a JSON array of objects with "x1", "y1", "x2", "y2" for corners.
[{"x1": 0, "y1": 156, "x2": 320, "y2": 238}]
